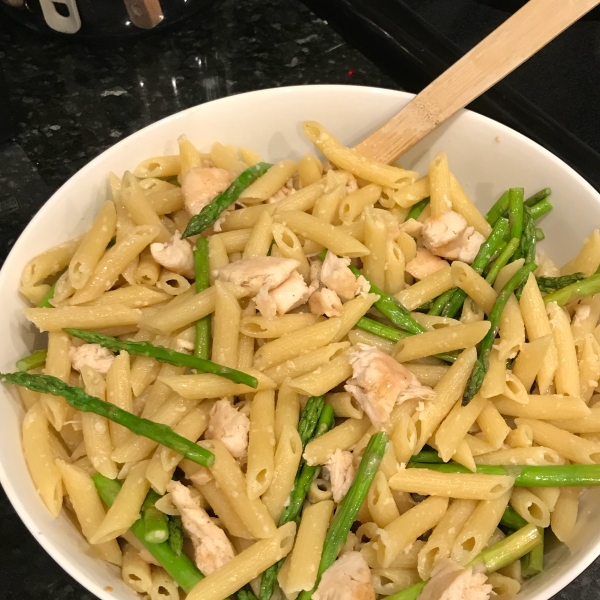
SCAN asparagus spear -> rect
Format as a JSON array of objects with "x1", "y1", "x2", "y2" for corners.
[
  {"x1": 535, "y1": 228, "x2": 545, "y2": 241},
  {"x1": 298, "y1": 395, "x2": 325, "y2": 448},
  {"x1": 38, "y1": 284, "x2": 55, "y2": 308},
  {"x1": 183, "y1": 162, "x2": 273, "y2": 236},
  {"x1": 348, "y1": 265, "x2": 426, "y2": 335},
  {"x1": 259, "y1": 405, "x2": 335, "y2": 600},
  {"x1": 297, "y1": 432, "x2": 388, "y2": 600},
  {"x1": 406, "y1": 461, "x2": 600, "y2": 487},
  {"x1": 441, "y1": 218, "x2": 509, "y2": 318},
  {"x1": 168, "y1": 516, "x2": 184, "y2": 557},
  {"x1": 543, "y1": 274, "x2": 600, "y2": 306},
  {"x1": 64, "y1": 328, "x2": 257, "y2": 388},
  {"x1": 16, "y1": 349, "x2": 47, "y2": 372},
  {"x1": 485, "y1": 238, "x2": 520, "y2": 285},
  {"x1": 529, "y1": 198, "x2": 553, "y2": 220},
  {"x1": 194, "y1": 238, "x2": 211, "y2": 360},
  {"x1": 354, "y1": 317, "x2": 457, "y2": 364},
  {"x1": 537, "y1": 273, "x2": 586, "y2": 294},
  {"x1": 142, "y1": 490, "x2": 170, "y2": 544},
  {"x1": 500, "y1": 506, "x2": 528, "y2": 531},
  {"x1": 521, "y1": 527, "x2": 544, "y2": 578},
  {"x1": 410, "y1": 450, "x2": 444, "y2": 463},
  {"x1": 508, "y1": 188, "x2": 524, "y2": 241},
  {"x1": 93, "y1": 474, "x2": 203, "y2": 593},
  {"x1": 462, "y1": 262, "x2": 537, "y2": 404},
  {"x1": 428, "y1": 289, "x2": 456, "y2": 316},
  {"x1": 385, "y1": 524, "x2": 541, "y2": 600},
  {"x1": 1, "y1": 372, "x2": 215, "y2": 467},
  {"x1": 524, "y1": 188, "x2": 551, "y2": 207},
  {"x1": 405, "y1": 197, "x2": 430, "y2": 221},
  {"x1": 485, "y1": 190, "x2": 509, "y2": 227}
]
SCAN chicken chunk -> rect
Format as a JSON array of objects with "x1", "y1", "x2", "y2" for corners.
[
  {"x1": 256, "y1": 270, "x2": 311, "y2": 319},
  {"x1": 205, "y1": 399, "x2": 250, "y2": 459},
  {"x1": 422, "y1": 211, "x2": 485, "y2": 264},
  {"x1": 323, "y1": 449, "x2": 355, "y2": 503},
  {"x1": 216, "y1": 257, "x2": 300, "y2": 295},
  {"x1": 345, "y1": 344, "x2": 435, "y2": 429},
  {"x1": 309, "y1": 287, "x2": 343, "y2": 318},
  {"x1": 150, "y1": 231, "x2": 195, "y2": 279},
  {"x1": 167, "y1": 481, "x2": 235, "y2": 575},
  {"x1": 321, "y1": 251, "x2": 370, "y2": 302},
  {"x1": 69, "y1": 344, "x2": 114, "y2": 376},
  {"x1": 419, "y1": 558, "x2": 492, "y2": 600},
  {"x1": 314, "y1": 551, "x2": 375, "y2": 600},
  {"x1": 398, "y1": 218, "x2": 423, "y2": 238},
  {"x1": 182, "y1": 167, "x2": 233, "y2": 216},
  {"x1": 268, "y1": 179, "x2": 296, "y2": 204},
  {"x1": 405, "y1": 249, "x2": 449, "y2": 280}
]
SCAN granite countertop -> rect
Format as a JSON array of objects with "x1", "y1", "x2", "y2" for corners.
[{"x1": 0, "y1": 0, "x2": 597, "y2": 598}]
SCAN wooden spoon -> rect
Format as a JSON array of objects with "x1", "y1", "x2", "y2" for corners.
[{"x1": 355, "y1": 0, "x2": 600, "y2": 163}]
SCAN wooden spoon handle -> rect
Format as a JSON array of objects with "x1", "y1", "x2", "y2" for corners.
[{"x1": 355, "y1": 0, "x2": 600, "y2": 163}]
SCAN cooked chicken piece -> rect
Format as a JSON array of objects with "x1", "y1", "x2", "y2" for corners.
[
  {"x1": 182, "y1": 167, "x2": 233, "y2": 216},
  {"x1": 406, "y1": 249, "x2": 449, "y2": 280},
  {"x1": 255, "y1": 270, "x2": 310, "y2": 319},
  {"x1": 216, "y1": 257, "x2": 300, "y2": 295},
  {"x1": 205, "y1": 399, "x2": 250, "y2": 459},
  {"x1": 150, "y1": 231, "x2": 195, "y2": 279},
  {"x1": 345, "y1": 344, "x2": 435, "y2": 429},
  {"x1": 309, "y1": 287, "x2": 343, "y2": 317},
  {"x1": 310, "y1": 259, "x2": 323, "y2": 283},
  {"x1": 167, "y1": 481, "x2": 235, "y2": 575},
  {"x1": 321, "y1": 251, "x2": 370, "y2": 301},
  {"x1": 398, "y1": 218, "x2": 423, "y2": 238},
  {"x1": 69, "y1": 344, "x2": 114, "y2": 376},
  {"x1": 419, "y1": 558, "x2": 492, "y2": 600},
  {"x1": 314, "y1": 551, "x2": 375, "y2": 600},
  {"x1": 422, "y1": 211, "x2": 485, "y2": 264},
  {"x1": 268, "y1": 179, "x2": 296, "y2": 204},
  {"x1": 175, "y1": 338, "x2": 195, "y2": 353},
  {"x1": 323, "y1": 449, "x2": 355, "y2": 503}
]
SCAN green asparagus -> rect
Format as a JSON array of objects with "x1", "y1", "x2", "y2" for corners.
[
  {"x1": 543, "y1": 274, "x2": 600, "y2": 306},
  {"x1": 259, "y1": 405, "x2": 335, "y2": 600},
  {"x1": 16, "y1": 349, "x2": 47, "y2": 372},
  {"x1": 348, "y1": 265, "x2": 426, "y2": 335},
  {"x1": 64, "y1": 328, "x2": 257, "y2": 388},
  {"x1": 521, "y1": 527, "x2": 544, "y2": 578},
  {"x1": 441, "y1": 217, "x2": 509, "y2": 318},
  {"x1": 405, "y1": 198, "x2": 430, "y2": 221},
  {"x1": 298, "y1": 395, "x2": 325, "y2": 448},
  {"x1": 407, "y1": 461, "x2": 600, "y2": 487},
  {"x1": 485, "y1": 190, "x2": 509, "y2": 227},
  {"x1": 183, "y1": 162, "x2": 272, "y2": 236},
  {"x1": 1, "y1": 373, "x2": 215, "y2": 467},
  {"x1": 537, "y1": 273, "x2": 586, "y2": 294},
  {"x1": 485, "y1": 238, "x2": 520, "y2": 285},
  {"x1": 462, "y1": 262, "x2": 537, "y2": 404},
  {"x1": 168, "y1": 516, "x2": 184, "y2": 557},
  {"x1": 38, "y1": 284, "x2": 55, "y2": 308},
  {"x1": 93, "y1": 474, "x2": 203, "y2": 593},
  {"x1": 524, "y1": 188, "x2": 551, "y2": 207},
  {"x1": 529, "y1": 198, "x2": 553, "y2": 220},
  {"x1": 508, "y1": 188, "x2": 524, "y2": 241},
  {"x1": 535, "y1": 228, "x2": 545, "y2": 241},
  {"x1": 411, "y1": 450, "x2": 444, "y2": 463},
  {"x1": 500, "y1": 506, "x2": 528, "y2": 531},
  {"x1": 297, "y1": 432, "x2": 388, "y2": 600},
  {"x1": 142, "y1": 490, "x2": 170, "y2": 543},
  {"x1": 428, "y1": 289, "x2": 457, "y2": 316},
  {"x1": 194, "y1": 238, "x2": 211, "y2": 360}
]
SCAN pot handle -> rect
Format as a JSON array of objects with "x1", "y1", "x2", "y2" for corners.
[{"x1": 39, "y1": 0, "x2": 81, "y2": 34}]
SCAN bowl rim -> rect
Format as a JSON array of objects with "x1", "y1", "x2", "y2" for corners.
[{"x1": 1, "y1": 83, "x2": 599, "y2": 600}]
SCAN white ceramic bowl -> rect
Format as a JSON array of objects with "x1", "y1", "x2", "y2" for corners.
[{"x1": 1, "y1": 85, "x2": 598, "y2": 600}]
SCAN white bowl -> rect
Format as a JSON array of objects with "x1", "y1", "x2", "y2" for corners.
[{"x1": 1, "y1": 85, "x2": 598, "y2": 600}]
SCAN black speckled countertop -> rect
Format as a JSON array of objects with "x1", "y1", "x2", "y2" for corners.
[{"x1": 0, "y1": 0, "x2": 598, "y2": 598}]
